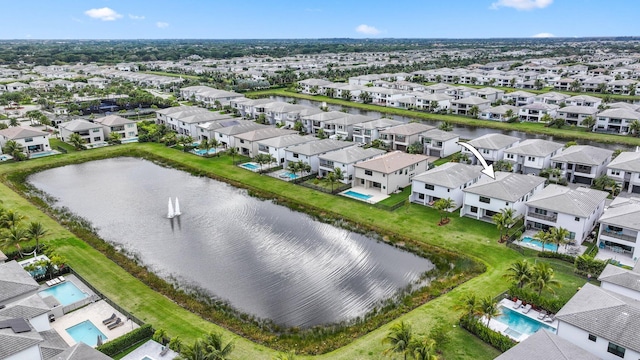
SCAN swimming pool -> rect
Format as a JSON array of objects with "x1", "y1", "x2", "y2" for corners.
[
  {"x1": 29, "y1": 150, "x2": 59, "y2": 159},
  {"x1": 241, "y1": 162, "x2": 259, "y2": 170},
  {"x1": 193, "y1": 148, "x2": 217, "y2": 156},
  {"x1": 66, "y1": 320, "x2": 107, "y2": 347},
  {"x1": 521, "y1": 236, "x2": 558, "y2": 252},
  {"x1": 343, "y1": 190, "x2": 373, "y2": 201},
  {"x1": 39, "y1": 281, "x2": 89, "y2": 306},
  {"x1": 0, "y1": 154, "x2": 12, "y2": 161},
  {"x1": 121, "y1": 137, "x2": 139, "y2": 144},
  {"x1": 495, "y1": 306, "x2": 556, "y2": 340}
]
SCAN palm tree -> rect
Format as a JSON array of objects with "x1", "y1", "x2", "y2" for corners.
[
  {"x1": 108, "y1": 131, "x2": 122, "y2": 144},
  {"x1": 254, "y1": 154, "x2": 275, "y2": 173},
  {"x1": 468, "y1": 105, "x2": 479, "y2": 118},
  {"x1": 453, "y1": 293, "x2": 480, "y2": 320},
  {"x1": 540, "y1": 113, "x2": 553, "y2": 124},
  {"x1": 549, "y1": 227, "x2": 570, "y2": 253},
  {"x1": 478, "y1": 296, "x2": 500, "y2": 326},
  {"x1": 382, "y1": 321, "x2": 413, "y2": 360},
  {"x1": 407, "y1": 141, "x2": 424, "y2": 154},
  {"x1": 203, "y1": 332, "x2": 234, "y2": 360},
  {"x1": 433, "y1": 198, "x2": 455, "y2": 225},
  {"x1": 198, "y1": 138, "x2": 211, "y2": 157},
  {"x1": 533, "y1": 230, "x2": 551, "y2": 252},
  {"x1": 9, "y1": 118, "x2": 19, "y2": 127},
  {"x1": 209, "y1": 138, "x2": 221, "y2": 157},
  {"x1": 493, "y1": 159, "x2": 513, "y2": 172},
  {"x1": 503, "y1": 260, "x2": 532, "y2": 289},
  {"x1": 528, "y1": 262, "x2": 561, "y2": 296},
  {"x1": 287, "y1": 161, "x2": 300, "y2": 177},
  {"x1": 226, "y1": 146, "x2": 238, "y2": 164},
  {"x1": 176, "y1": 338, "x2": 209, "y2": 360},
  {"x1": 169, "y1": 336, "x2": 183, "y2": 352},
  {"x1": 297, "y1": 161, "x2": 311, "y2": 176},
  {"x1": 410, "y1": 338, "x2": 438, "y2": 360},
  {"x1": 68, "y1": 133, "x2": 86, "y2": 150},
  {"x1": 1, "y1": 209, "x2": 24, "y2": 231},
  {"x1": 438, "y1": 121, "x2": 453, "y2": 131},
  {"x1": 504, "y1": 109, "x2": 515, "y2": 122},
  {"x1": 325, "y1": 167, "x2": 344, "y2": 192},
  {"x1": 1, "y1": 140, "x2": 26, "y2": 161},
  {"x1": 581, "y1": 116, "x2": 596, "y2": 130},
  {"x1": 1, "y1": 227, "x2": 28, "y2": 248},
  {"x1": 26, "y1": 222, "x2": 48, "y2": 255},
  {"x1": 492, "y1": 208, "x2": 515, "y2": 241},
  {"x1": 629, "y1": 120, "x2": 640, "y2": 137}
]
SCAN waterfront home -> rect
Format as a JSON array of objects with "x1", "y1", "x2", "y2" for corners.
[
  {"x1": 462, "y1": 133, "x2": 520, "y2": 165},
  {"x1": 230, "y1": 97, "x2": 274, "y2": 119},
  {"x1": 353, "y1": 151, "x2": 429, "y2": 195},
  {"x1": 323, "y1": 114, "x2": 376, "y2": 140},
  {"x1": 263, "y1": 102, "x2": 316, "y2": 126},
  {"x1": 518, "y1": 102, "x2": 559, "y2": 123},
  {"x1": 352, "y1": 117, "x2": 404, "y2": 144},
  {"x1": 284, "y1": 139, "x2": 355, "y2": 173},
  {"x1": 502, "y1": 90, "x2": 536, "y2": 106},
  {"x1": 495, "y1": 330, "x2": 600, "y2": 360},
  {"x1": 257, "y1": 134, "x2": 317, "y2": 165},
  {"x1": 0, "y1": 126, "x2": 52, "y2": 156},
  {"x1": 607, "y1": 79, "x2": 638, "y2": 95},
  {"x1": 420, "y1": 129, "x2": 461, "y2": 158},
  {"x1": 414, "y1": 93, "x2": 454, "y2": 112},
  {"x1": 297, "y1": 78, "x2": 333, "y2": 94},
  {"x1": 213, "y1": 122, "x2": 268, "y2": 149},
  {"x1": 556, "y1": 106, "x2": 599, "y2": 127},
  {"x1": 301, "y1": 111, "x2": 350, "y2": 136},
  {"x1": 525, "y1": 185, "x2": 607, "y2": 244},
  {"x1": 551, "y1": 145, "x2": 613, "y2": 185},
  {"x1": 460, "y1": 172, "x2": 546, "y2": 222},
  {"x1": 606, "y1": 151, "x2": 640, "y2": 194},
  {"x1": 503, "y1": 139, "x2": 564, "y2": 175},
  {"x1": 534, "y1": 91, "x2": 570, "y2": 105},
  {"x1": 0, "y1": 261, "x2": 40, "y2": 306},
  {"x1": 480, "y1": 105, "x2": 520, "y2": 121},
  {"x1": 595, "y1": 108, "x2": 640, "y2": 135},
  {"x1": 379, "y1": 123, "x2": 435, "y2": 152},
  {"x1": 195, "y1": 118, "x2": 245, "y2": 141},
  {"x1": 59, "y1": 119, "x2": 105, "y2": 145},
  {"x1": 555, "y1": 283, "x2": 640, "y2": 360},
  {"x1": 330, "y1": 83, "x2": 367, "y2": 101},
  {"x1": 410, "y1": 162, "x2": 482, "y2": 210},
  {"x1": 93, "y1": 114, "x2": 138, "y2": 141},
  {"x1": 565, "y1": 94, "x2": 602, "y2": 108},
  {"x1": 598, "y1": 263, "x2": 640, "y2": 301},
  {"x1": 318, "y1": 146, "x2": 386, "y2": 183},
  {"x1": 475, "y1": 87, "x2": 505, "y2": 102},
  {"x1": 597, "y1": 196, "x2": 640, "y2": 263},
  {"x1": 179, "y1": 85, "x2": 244, "y2": 107},
  {"x1": 234, "y1": 128, "x2": 297, "y2": 158},
  {"x1": 155, "y1": 106, "x2": 230, "y2": 137},
  {"x1": 450, "y1": 96, "x2": 491, "y2": 116}
]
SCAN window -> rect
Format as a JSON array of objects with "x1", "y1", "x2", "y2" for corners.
[
  {"x1": 293, "y1": 153, "x2": 299, "y2": 158},
  {"x1": 588, "y1": 334, "x2": 597, "y2": 342},
  {"x1": 527, "y1": 156, "x2": 535, "y2": 162},
  {"x1": 240, "y1": 139, "x2": 244, "y2": 143},
  {"x1": 92, "y1": 129, "x2": 100, "y2": 133},
  {"x1": 470, "y1": 206, "x2": 478, "y2": 213},
  {"x1": 607, "y1": 342, "x2": 625, "y2": 358},
  {"x1": 575, "y1": 217, "x2": 580, "y2": 222},
  {"x1": 418, "y1": 193, "x2": 425, "y2": 199},
  {"x1": 425, "y1": 184, "x2": 435, "y2": 190},
  {"x1": 479, "y1": 196, "x2": 491, "y2": 204},
  {"x1": 93, "y1": 137, "x2": 101, "y2": 141},
  {"x1": 610, "y1": 170, "x2": 621, "y2": 176},
  {"x1": 506, "y1": 154, "x2": 514, "y2": 159},
  {"x1": 364, "y1": 170, "x2": 373, "y2": 176},
  {"x1": 25, "y1": 137, "x2": 33, "y2": 142}
]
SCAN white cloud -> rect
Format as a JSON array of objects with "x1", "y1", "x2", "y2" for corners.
[
  {"x1": 532, "y1": 32, "x2": 555, "y2": 38},
  {"x1": 84, "y1": 7, "x2": 123, "y2": 21},
  {"x1": 156, "y1": 22, "x2": 169, "y2": 28},
  {"x1": 355, "y1": 24, "x2": 381, "y2": 35},
  {"x1": 128, "y1": 14, "x2": 145, "y2": 20},
  {"x1": 490, "y1": 0, "x2": 553, "y2": 10}
]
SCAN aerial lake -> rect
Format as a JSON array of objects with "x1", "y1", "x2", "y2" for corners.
[{"x1": 28, "y1": 157, "x2": 434, "y2": 328}]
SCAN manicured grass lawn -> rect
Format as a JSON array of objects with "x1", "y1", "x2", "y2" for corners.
[
  {"x1": 0, "y1": 143, "x2": 589, "y2": 359},
  {"x1": 50, "y1": 138, "x2": 77, "y2": 153},
  {"x1": 376, "y1": 186, "x2": 411, "y2": 207}
]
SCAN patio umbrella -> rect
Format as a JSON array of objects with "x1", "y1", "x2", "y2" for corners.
[{"x1": 96, "y1": 334, "x2": 103, "y2": 347}]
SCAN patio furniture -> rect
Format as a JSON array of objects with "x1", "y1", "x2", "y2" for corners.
[
  {"x1": 107, "y1": 317, "x2": 123, "y2": 330},
  {"x1": 522, "y1": 304, "x2": 532, "y2": 314},
  {"x1": 102, "y1": 313, "x2": 117, "y2": 325},
  {"x1": 512, "y1": 299, "x2": 522, "y2": 309},
  {"x1": 537, "y1": 310, "x2": 547, "y2": 320},
  {"x1": 160, "y1": 346, "x2": 170, "y2": 356},
  {"x1": 543, "y1": 314, "x2": 555, "y2": 323},
  {"x1": 57, "y1": 276, "x2": 65, "y2": 283}
]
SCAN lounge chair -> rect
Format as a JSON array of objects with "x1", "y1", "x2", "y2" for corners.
[
  {"x1": 108, "y1": 318, "x2": 123, "y2": 330},
  {"x1": 46, "y1": 280, "x2": 53, "y2": 287},
  {"x1": 544, "y1": 314, "x2": 555, "y2": 323},
  {"x1": 537, "y1": 310, "x2": 547, "y2": 320},
  {"x1": 58, "y1": 276, "x2": 65, "y2": 282},
  {"x1": 102, "y1": 313, "x2": 117, "y2": 325},
  {"x1": 522, "y1": 304, "x2": 532, "y2": 314},
  {"x1": 512, "y1": 299, "x2": 522, "y2": 309},
  {"x1": 160, "y1": 346, "x2": 170, "y2": 356}
]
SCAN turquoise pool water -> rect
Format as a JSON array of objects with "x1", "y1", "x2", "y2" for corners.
[
  {"x1": 343, "y1": 190, "x2": 373, "y2": 200},
  {"x1": 29, "y1": 151, "x2": 59, "y2": 159},
  {"x1": 66, "y1": 320, "x2": 107, "y2": 347},
  {"x1": 120, "y1": 137, "x2": 139, "y2": 144},
  {"x1": 193, "y1": 148, "x2": 217, "y2": 156},
  {"x1": 39, "y1": 281, "x2": 88, "y2": 306},
  {"x1": 241, "y1": 163, "x2": 259, "y2": 170},
  {"x1": 496, "y1": 306, "x2": 556, "y2": 339},
  {"x1": 521, "y1": 237, "x2": 558, "y2": 252}
]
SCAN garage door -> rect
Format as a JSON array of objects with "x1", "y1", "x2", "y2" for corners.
[
  {"x1": 574, "y1": 176, "x2": 592, "y2": 185},
  {"x1": 632, "y1": 185, "x2": 640, "y2": 194}
]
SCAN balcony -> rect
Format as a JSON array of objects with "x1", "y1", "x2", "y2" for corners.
[
  {"x1": 527, "y1": 212, "x2": 557, "y2": 222},
  {"x1": 601, "y1": 228, "x2": 638, "y2": 242}
]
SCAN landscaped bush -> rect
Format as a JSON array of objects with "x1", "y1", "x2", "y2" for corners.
[
  {"x1": 97, "y1": 324, "x2": 154, "y2": 357},
  {"x1": 459, "y1": 315, "x2": 516, "y2": 352},
  {"x1": 574, "y1": 255, "x2": 607, "y2": 278},
  {"x1": 537, "y1": 251, "x2": 575, "y2": 263},
  {"x1": 508, "y1": 285, "x2": 565, "y2": 313}
]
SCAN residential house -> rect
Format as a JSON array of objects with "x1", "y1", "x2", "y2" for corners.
[
  {"x1": 518, "y1": 102, "x2": 559, "y2": 122},
  {"x1": 179, "y1": 85, "x2": 244, "y2": 107},
  {"x1": 352, "y1": 118, "x2": 404, "y2": 144},
  {"x1": 534, "y1": 91, "x2": 570, "y2": 105},
  {"x1": 58, "y1": 119, "x2": 105, "y2": 145},
  {"x1": 257, "y1": 134, "x2": 316, "y2": 165},
  {"x1": 213, "y1": 122, "x2": 268, "y2": 149},
  {"x1": 230, "y1": 98, "x2": 274, "y2": 119},
  {"x1": 495, "y1": 330, "x2": 600, "y2": 360},
  {"x1": 318, "y1": 146, "x2": 386, "y2": 183},
  {"x1": 460, "y1": 172, "x2": 546, "y2": 222},
  {"x1": 155, "y1": 106, "x2": 223, "y2": 136},
  {"x1": 475, "y1": 87, "x2": 505, "y2": 102},
  {"x1": 502, "y1": 90, "x2": 536, "y2": 106},
  {"x1": 607, "y1": 79, "x2": 637, "y2": 95},
  {"x1": 297, "y1": 79, "x2": 333, "y2": 94},
  {"x1": 414, "y1": 93, "x2": 454, "y2": 112},
  {"x1": 284, "y1": 139, "x2": 355, "y2": 173},
  {"x1": 379, "y1": 123, "x2": 435, "y2": 152},
  {"x1": 555, "y1": 283, "x2": 640, "y2": 360},
  {"x1": 480, "y1": 105, "x2": 520, "y2": 121},
  {"x1": 234, "y1": 128, "x2": 297, "y2": 158},
  {"x1": 503, "y1": 139, "x2": 564, "y2": 175},
  {"x1": 301, "y1": 111, "x2": 350, "y2": 136},
  {"x1": 323, "y1": 114, "x2": 376, "y2": 141},
  {"x1": 556, "y1": 106, "x2": 599, "y2": 127},
  {"x1": 332, "y1": 83, "x2": 366, "y2": 101},
  {"x1": 410, "y1": 162, "x2": 482, "y2": 210},
  {"x1": 263, "y1": 102, "x2": 315, "y2": 126},
  {"x1": 598, "y1": 263, "x2": 640, "y2": 301},
  {"x1": 450, "y1": 96, "x2": 491, "y2": 116},
  {"x1": 607, "y1": 151, "x2": 640, "y2": 194},
  {"x1": 462, "y1": 133, "x2": 520, "y2": 165},
  {"x1": 565, "y1": 95, "x2": 602, "y2": 108},
  {"x1": 597, "y1": 196, "x2": 640, "y2": 262},
  {"x1": 0, "y1": 261, "x2": 40, "y2": 306},
  {"x1": 551, "y1": 145, "x2": 613, "y2": 185},
  {"x1": 595, "y1": 108, "x2": 640, "y2": 135},
  {"x1": 353, "y1": 151, "x2": 429, "y2": 195},
  {"x1": 87, "y1": 77, "x2": 110, "y2": 89},
  {"x1": 525, "y1": 185, "x2": 608, "y2": 243},
  {"x1": 5, "y1": 82, "x2": 30, "y2": 92},
  {"x1": 195, "y1": 118, "x2": 245, "y2": 141},
  {"x1": 581, "y1": 76, "x2": 613, "y2": 92},
  {"x1": 420, "y1": 129, "x2": 461, "y2": 158},
  {"x1": 93, "y1": 115, "x2": 138, "y2": 141},
  {"x1": 0, "y1": 126, "x2": 51, "y2": 157}
]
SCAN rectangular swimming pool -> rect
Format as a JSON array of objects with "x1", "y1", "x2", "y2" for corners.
[
  {"x1": 343, "y1": 190, "x2": 373, "y2": 201},
  {"x1": 240, "y1": 163, "x2": 259, "y2": 170},
  {"x1": 495, "y1": 306, "x2": 556, "y2": 340},
  {"x1": 39, "y1": 281, "x2": 89, "y2": 306},
  {"x1": 521, "y1": 236, "x2": 558, "y2": 252},
  {"x1": 66, "y1": 320, "x2": 107, "y2": 347}
]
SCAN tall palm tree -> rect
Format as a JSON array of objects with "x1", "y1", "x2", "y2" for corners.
[
  {"x1": 581, "y1": 116, "x2": 596, "y2": 130},
  {"x1": 453, "y1": 293, "x2": 480, "y2": 320},
  {"x1": 410, "y1": 338, "x2": 439, "y2": 360},
  {"x1": 325, "y1": 172, "x2": 338, "y2": 192},
  {"x1": 468, "y1": 105, "x2": 479, "y2": 118},
  {"x1": 382, "y1": 321, "x2": 413, "y2": 360},
  {"x1": 1, "y1": 209, "x2": 24, "y2": 231},
  {"x1": 198, "y1": 138, "x2": 211, "y2": 156},
  {"x1": 503, "y1": 260, "x2": 532, "y2": 289},
  {"x1": 492, "y1": 208, "x2": 515, "y2": 241},
  {"x1": 176, "y1": 338, "x2": 209, "y2": 360},
  {"x1": 26, "y1": 222, "x2": 48, "y2": 255},
  {"x1": 1, "y1": 227, "x2": 28, "y2": 248},
  {"x1": 549, "y1": 227, "x2": 570, "y2": 253},
  {"x1": 528, "y1": 262, "x2": 561, "y2": 296},
  {"x1": 479, "y1": 296, "x2": 501, "y2": 326},
  {"x1": 203, "y1": 332, "x2": 234, "y2": 360},
  {"x1": 1, "y1": 140, "x2": 26, "y2": 161},
  {"x1": 629, "y1": 120, "x2": 640, "y2": 137},
  {"x1": 504, "y1": 109, "x2": 515, "y2": 122},
  {"x1": 226, "y1": 146, "x2": 238, "y2": 163},
  {"x1": 68, "y1": 133, "x2": 85, "y2": 150},
  {"x1": 533, "y1": 230, "x2": 551, "y2": 252}
]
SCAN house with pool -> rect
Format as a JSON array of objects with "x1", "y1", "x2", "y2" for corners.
[
  {"x1": 322, "y1": 114, "x2": 376, "y2": 141},
  {"x1": 212, "y1": 121, "x2": 268, "y2": 149},
  {"x1": 93, "y1": 114, "x2": 138, "y2": 142},
  {"x1": 351, "y1": 117, "x2": 404, "y2": 145},
  {"x1": 300, "y1": 111, "x2": 350, "y2": 136},
  {"x1": 317, "y1": 146, "x2": 386, "y2": 184},
  {"x1": 606, "y1": 150, "x2": 640, "y2": 194},
  {"x1": 410, "y1": 162, "x2": 483, "y2": 210},
  {"x1": 233, "y1": 128, "x2": 297, "y2": 158},
  {"x1": 460, "y1": 172, "x2": 546, "y2": 222},
  {"x1": 59, "y1": 119, "x2": 106, "y2": 146},
  {"x1": 352, "y1": 151, "x2": 429, "y2": 195},
  {"x1": 495, "y1": 330, "x2": 600, "y2": 360},
  {"x1": 551, "y1": 145, "x2": 613, "y2": 185},
  {"x1": 462, "y1": 133, "x2": 520, "y2": 166},
  {"x1": 597, "y1": 196, "x2": 640, "y2": 264},
  {"x1": 503, "y1": 139, "x2": 564, "y2": 175},
  {"x1": 257, "y1": 134, "x2": 317, "y2": 165},
  {"x1": 0, "y1": 126, "x2": 52, "y2": 157},
  {"x1": 525, "y1": 185, "x2": 608, "y2": 244},
  {"x1": 195, "y1": 118, "x2": 244, "y2": 142},
  {"x1": 284, "y1": 139, "x2": 356, "y2": 173}
]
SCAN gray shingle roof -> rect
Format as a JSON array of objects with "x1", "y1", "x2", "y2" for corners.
[
  {"x1": 380, "y1": 122, "x2": 434, "y2": 136},
  {"x1": 354, "y1": 151, "x2": 428, "y2": 174},
  {"x1": 93, "y1": 115, "x2": 135, "y2": 126},
  {"x1": 607, "y1": 151, "x2": 640, "y2": 173},
  {"x1": 0, "y1": 294, "x2": 50, "y2": 319},
  {"x1": 494, "y1": 329, "x2": 600, "y2": 360},
  {"x1": 551, "y1": 145, "x2": 613, "y2": 166},
  {"x1": 0, "y1": 318, "x2": 43, "y2": 359},
  {"x1": 59, "y1": 119, "x2": 101, "y2": 132},
  {"x1": 597, "y1": 107, "x2": 640, "y2": 120},
  {"x1": 302, "y1": 111, "x2": 350, "y2": 122},
  {"x1": 598, "y1": 264, "x2": 640, "y2": 292},
  {"x1": 483, "y1": 105, "x2": 520, "y2": 115},
  {"x1": 257, "y1": 134, "x2": 316, "y2": 148},
  {"x1": 285, "y1": 139, "x2": 354, "y2": 156},
  {"x1": 557, "y1": 105, "x2": 598, "y2": 115},
  {"x1": 526, "y1": 185, "x2": 608, "y2": 217},
  {"x1": 467, "y1": 133, "x2": 520, "y2": 150},
  {"x1": 214, "y1": 122, "x2": 268, "y2": 136},
  {"x1": 413, "y1": 162, "x2": 483, "y2": 188},
  {"x1": 452, "y1": 96, "x2": 491, "y2": 105},
  {"x1": 318, "y1": 147, "x2": 386, "y2": 165},
  {"x1": 504, "y1": 139, "x2": 564, "y2": 157},
  {"x1": 234, "y1": 128, "x2": 296, "y2": 142},
  {"x1": 599, "y1": 196, "x2": 640, "y2": 231},
  {"x1": 421, "y1": 129, "x2": 459, "y2": 142},
  {"x1": 0, "y1": 126, "x2": 48, "y2": 140},
  {"x1": 0, "y1": 261, "x2": 40, "y2": 303},
  {"x1": 51, "y1": 342, "x2": 112, "y2": 360},
  {"x1": 463, "y1": 172, "x2": 546, "y2": 202},
  {"x1": 354, "y1": 118, "x2": 404, "y2": 130},
  {"x1": 324, "y1": 114, "x2": 377, "y2": 127},
  {"x1": 556, "y1": 283, "x2": 640, "y2": 353}
]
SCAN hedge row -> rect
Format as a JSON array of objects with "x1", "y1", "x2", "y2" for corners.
[
  {"x1": 459, "y1": 315, "x2": 516, "y2": 353},
  {"x1": 97, "y1": 324, "x2": 154, "y2": 357},
  {"x1": 508, "y1": 285, "x2": 565, "y2": 313},
  {"x1": 574, "y1": 255, "x2": 607, "y2": 278},
  {"x1": 537, "y1": 251, "x2": 575, "y2": 264}
]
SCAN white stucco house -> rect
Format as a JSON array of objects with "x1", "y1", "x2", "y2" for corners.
[
  {"x1": 551, "y1": 145, "x2": 613, "y2": 185},
  {"x1": 410, "y1": 162, "x2": 483, "y2": 210},
  {"x1": 555, "y1": 106, "x2": 599, "y2": 127},
  {"x1": 595, "y1": 108, "x2": 640, "y2": 135},
  {"x1": 0, "y1": 126, "x2": 51, "y2": 157},
  {"x1": 462, "y1": 133, "x2": 520, "y2": 165},
  {"x1": 318, "y1": 146, "x2": 386, "y2": 183},
  {"x1": 379, "y1": 123, "x2": 435, "y2": 152},
  {"x1": 59, "y1": 119, "x2": 105, "y2": 145},
  {"x1": 420, "y1": 129, "x2": 461, "y2": 158},
  {"x1": 352, "y1": 118, "x2": 404, "y2": 144},
  {"x1": 93, "y1": 114, "x2": 138, "y2": 141},
  {"x1": 480, "y1": 105, "x2": 520, "y2": 122},
  {"x1": 597, "y1": 196, "x2": 640, "y2": 264},
  {"x1": 284, "y1": 139, "x2": 356, "y2": 173},
  {"x1": 518, "y1": 102, "x2": 559, "y2": 122},
  {"x1": 606, "y1": 151, "x2": 640, "y2": 194},
  {"x1": 234, "y1": 128, "x2": 297, "y2": 158},
  {"x1": 257, "y1": 134, "x2": 317, "y2": 165},
  {"x1": 213, "y1": 122, "x2": 268, "y2": 149},
  {"x1": 503, "y1": 139, "x2": 564, "y2": 175},
  {"x1": 353, "y1": 151, "x2": 429, "y2": 195}
]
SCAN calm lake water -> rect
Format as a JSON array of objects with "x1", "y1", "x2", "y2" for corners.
[{"x1": 28, "y1": 157, "x2": 434, "y2": 328}]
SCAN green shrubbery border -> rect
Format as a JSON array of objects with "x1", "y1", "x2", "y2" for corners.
[{"x1": 97, "y1": 324, "x2": 154, "y2": 356}]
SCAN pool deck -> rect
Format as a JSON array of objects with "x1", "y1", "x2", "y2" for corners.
[
  {"x1": 120, "y1": 339, "x2": 179, "y2": 360},
  {"x1": 484, "y1": 298, "x2": 558, "y2": 342},
  {"x1": 516, "y1": 230, "x2": 587, "y2": 256},
  {"x1": 339, "y1": 186, "x2": 389, "y2": 204},
  {"x1": 268, "y1": 168, "x2": 302, "y2": 181}
]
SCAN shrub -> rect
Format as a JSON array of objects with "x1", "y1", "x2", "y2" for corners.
[
  {"x1": 97, "y1": 324, "x2": 154, "y2": 357},
  {"x1": 508, "y1": 285, "x2": 565, "y2": 313},
  {"x1": 459, "y1": 316, "x2": 516, "y2": 352},
  {"x1": 538, "y1": 251, "x2": 575, "y2": 263},
  {"x1": 574, "y1": 255, "x2": 607, "y2": 278}
]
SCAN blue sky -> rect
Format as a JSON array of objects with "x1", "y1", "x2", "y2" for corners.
[{"x1": 3, "y1": 0, "x2": 639, "y2": 39}]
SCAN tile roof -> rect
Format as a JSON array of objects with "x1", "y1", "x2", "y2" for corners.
[
  {"x1": 285, "y1": 139, "x2": 354, "y2": 156},
  {"x1": 421, "y1": 129, "x2": 459, "y2": 142},
  {"x1": 50, "y1": 342, "x2": 112, "y2": 360},
  {"x1": 551, "y1": 145, "x2": 613, "y2": 166},
  {"x1": 599, "y1": 196, "x2": 640, "y2": 231},
  {"x1": 0, "y1": 294, "x2": 50, "y2": 319},
  {"x1": 526, "y1": 185, "x2": 608, "y2": 217},
  {"x1": 59, "y1": 119, "x2": 101, "y2": 132},
  {"x1": 354, "y1": 151, "x2": 428, "y2": 174},
  {"x1": 607, "y1": 151, "x2": 640, "y2": 173},
  {"x1": 93, "y1": 115, "x2": 135, "y2": 126},
  {"x1": 0, "y1": 261, "x2": 40, "y2": 303},
  {"x1": 0, "y1": 318, "x2": 43, "y2": 359},
  {"x1": 354, "y1": 118, "x2": 404, "y2": 130},
  {"x1": 504, "y1": 139, "x2": 564, "y2": 157},
  {"x1": 495, "y1": 330, "x2": 600, "y2": 360},
  {"x1": 214, "y1": 122, "x2": 268, "y2": 136},
  {"x1": 412, "y1": 162, "x2": 483, "y2": 189},
  {"x1": 319, "y1": 146, "x2": 386, "y2": 164},
  {"x1": 234, "y1": 128, "x2": 297, "y2": 142},
  {"x1": 0, "y1": 126, "x2": 49, "y2": 140},
  {"x1": 598, "y1": 264, "x2": 640, "y2": 292},
  {"x1": 597, "y1": 108, "x2": 640, "y2": 120},
  {"x1": 467, "y1": 133, "x2": 520, "y2": 150},
  {"x1": 380, "y1": 122, "x2": 434, "y2": 136},
  {"x1": 463, "y1": 172, "x2": 546, "y2": 202}
]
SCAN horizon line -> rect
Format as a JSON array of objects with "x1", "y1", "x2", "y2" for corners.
[{"x1": 1, "y1": 36, "x2": 639, "y2": 41}]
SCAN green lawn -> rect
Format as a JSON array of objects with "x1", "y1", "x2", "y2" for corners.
[
  {"x1": 0, "y1": 143, "x2": 589, "y2": 359},
  {"x1": 50, "y1": 138, "x2": 77, "y2": 153}
]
